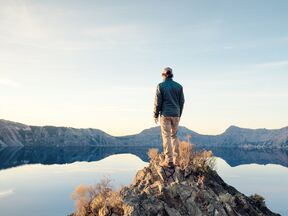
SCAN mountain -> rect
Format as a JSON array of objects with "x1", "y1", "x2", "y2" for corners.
[
  {"x1": 0, "y1": 119, "x2": 119, "y2": 147},
  {"x1": 0, "y1": 119, "x2": 287, "y2": 148},
  {"x1": 211, "y1": 125, "x2": 288, "y2": 148}
]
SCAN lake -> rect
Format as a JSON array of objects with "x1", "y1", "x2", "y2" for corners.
[{"x1": 0, "y1": 146, "x2": 287, "y2": 216}]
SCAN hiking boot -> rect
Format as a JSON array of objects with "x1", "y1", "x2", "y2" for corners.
[{"x1": 159, "y1": 160, "x2": 174, "y2": 169}]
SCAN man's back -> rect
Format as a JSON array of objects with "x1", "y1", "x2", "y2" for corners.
[
  {"x1": 154, "y1": 77, "x2": 185, "y2": 118},
  {"x1": 154, "y1": 67, "x2": 184, "y2": 168}
]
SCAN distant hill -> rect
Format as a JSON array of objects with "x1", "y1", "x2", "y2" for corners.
[
  {"x1": 0, "y1": 119, "x2": 287, "y2": 148},
  {"x1": 0, "y1": 119, "x2": 119, "y2": 147},
  {"x1": 118, "y1": 125, "x2": 288, "y2": 148}
]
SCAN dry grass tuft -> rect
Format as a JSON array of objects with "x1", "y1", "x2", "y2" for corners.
[
  {"x1": 249, "y1": 193, "x2": 266, "y2": 207},
  {"x1": 71, "y1": 177, "x2": 131, "y2": 216},
  {"x1": 151, "y1": 136, "x2": 215, "y2": 174},
  {"x1": 178, "y1": 140, "x2": 194, "y2": 169},
  {"x1": 90, "y1": 189, "x2": 129, "y2": 216},
  {"x1": 178, "y1": 138, "x2": 215, "y2": 174},
  {"x1": 147, "y1": 148, "x2": 159, "y2": 161},
  {"x1": 147, "y1": 134, "x2": 215, "y2": 174},
  {"x1": 71, "y1": 183, "x2": 98, "y2": 216},
  {"x1": 192, "y1": 150, "x2": 215, "y2": 174}
]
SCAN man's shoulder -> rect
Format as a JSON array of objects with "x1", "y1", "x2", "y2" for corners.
[
  {"x1": 172, "y1": 80, "x2": 183, "y2": 88},
  {"x1": 158, "y1": 81, "x2": 165, "y2": 88},
  {"x1": 156, "y1": 82, "x2": 164, "y2": 92},
  {"x1": 158, "y1": 79, "x2": 182, "y2": 89}
]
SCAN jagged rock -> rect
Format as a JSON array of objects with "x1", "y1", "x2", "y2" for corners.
[
  {"x1": 118, "y1": 156, "x2": 280, "y2": 216},
  {"x1": 69, "y1": 153, "x2": 280, "y2": 216}
]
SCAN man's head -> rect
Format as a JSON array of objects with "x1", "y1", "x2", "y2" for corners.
[{"x1": 162, "y1": 67, "x2": 173, "y2": 79}]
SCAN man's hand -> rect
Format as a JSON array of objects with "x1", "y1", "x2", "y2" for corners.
[{"x1": 154, "y1": 117, "x2": 159, "y2": 124}]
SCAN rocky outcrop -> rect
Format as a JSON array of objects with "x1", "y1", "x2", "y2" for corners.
[
  {"x1": 119, "y1": 154, "x2": 279, "y2": 216},
  {"x1": 69, "y1": 149, "x2": 280, "y2": 216}
]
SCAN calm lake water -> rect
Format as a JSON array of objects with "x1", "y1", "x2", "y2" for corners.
[{"x1": 0, "y1": 146, "x2": 287, "y2": 216}]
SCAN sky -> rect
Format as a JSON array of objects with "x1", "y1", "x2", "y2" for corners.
[{"x1": 0, "y1": 0, "x2": 288, "y2": 136}]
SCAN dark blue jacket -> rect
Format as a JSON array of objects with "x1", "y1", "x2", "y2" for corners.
[{"x1": 154, "y1": 77, "x2": 185, "y2": 118}]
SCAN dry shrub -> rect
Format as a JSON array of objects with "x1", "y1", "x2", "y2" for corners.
[
  {"x1": 178, "y1": 140, "x2": 193, "y2": 169},
  {"x1": 190, "y1": 150, "x2": 215, "y2": 189},
  {"x1": 147, "y1": 148, "x2": 159, "y2": 161},
  {"x1": 147, "y1": 133, "x2": 215, "y2": 175},
  {"x1": 177, "y1": 138, "x2": 215, "y2": 174},
  {"x1": 91, "y1": 190, "x2": 127, "y2": 216},
  {"x1": 71, "y1": 177, "x2": 131, "y2": 216},
  {"x1": 71, "y1": 183, "x2": 99, "y2": 216},
  {"x1": 192, "y1": 150, "x2": 215, "y2": 174},
  {"x1": 249, "y1": 193, "x2": 266, "y2": 207}
]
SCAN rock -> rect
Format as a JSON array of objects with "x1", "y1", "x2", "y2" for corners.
[
  {"x1": 69, "y1": 152, "x2": 281, "y2": 216},
  {"x1": 118, "y1": 155, "x2": 280, "y2": 216}
]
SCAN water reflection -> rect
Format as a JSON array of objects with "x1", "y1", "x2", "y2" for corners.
[
  {"x1": 0, "y1": 154, "x2": 147, "y2": 216},
  {"x1": 216, "y1": 157, "x2": 288, "y2": 216},
  {"x1": 0, "y1": 153, "x2": 287, "y2": 216},
  {"x1": 0, "y1": 146, "x2": 288, "y2": 170}
]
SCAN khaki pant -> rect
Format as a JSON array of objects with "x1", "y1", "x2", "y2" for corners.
[{"x1": 160, "y1": 115, "x2": 180, "y2": 164}]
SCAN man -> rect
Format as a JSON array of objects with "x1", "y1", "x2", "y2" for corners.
[{"x1": 154, "y1": 67, "x2": 185, "y2": 168}]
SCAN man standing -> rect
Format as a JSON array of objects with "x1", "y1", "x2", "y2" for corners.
[{"x1": 154, "y1": 67, "x2": 185, "y2": 168}]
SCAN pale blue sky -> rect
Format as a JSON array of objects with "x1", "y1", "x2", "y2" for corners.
[{"x1": 0, "y1": 0, "x2": 287, "y2": 135}]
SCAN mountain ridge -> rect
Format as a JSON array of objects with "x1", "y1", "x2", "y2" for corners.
[{"x1": 0, "y1": 119, "x2": 287, "y2": 148}]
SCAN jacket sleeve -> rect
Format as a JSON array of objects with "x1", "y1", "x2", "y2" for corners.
[
  {"x1": 179, "y1": 86, "x2": 185, "y2": 117},
  {"x1": 154, "y1": 84, "x2": 163, "y2": 118}
]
